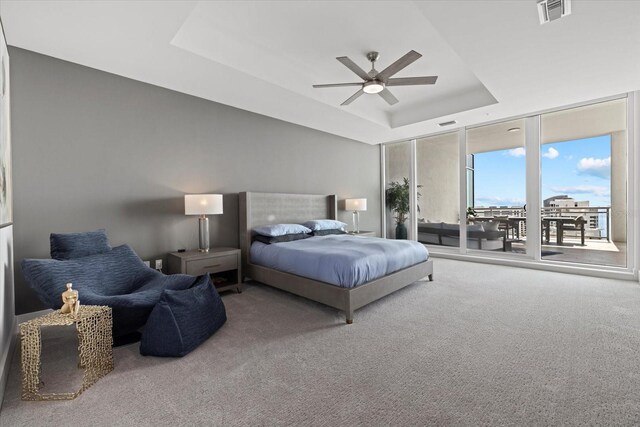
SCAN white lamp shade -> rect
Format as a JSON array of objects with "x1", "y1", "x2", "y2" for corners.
[
  {"x1": 345, "y1": 198, "x2": 367, "y2": 211},
  {"x1": 185, "y1": 194, "x2": 223, "y2": 215}
]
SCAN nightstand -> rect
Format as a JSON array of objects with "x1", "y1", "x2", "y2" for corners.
[
  {"x1": 167, "y1": 248, "x2": 242, "y2": 294},
  {"x1": 347, "y1": 231, "x2": 376, "y2": 237}
]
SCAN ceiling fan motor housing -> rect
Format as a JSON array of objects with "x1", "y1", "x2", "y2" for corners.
[{"x1": 363, "y1": 80, "x2": 384, "y2": 94}]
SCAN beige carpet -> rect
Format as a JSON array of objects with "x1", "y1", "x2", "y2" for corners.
[{"x1": 2, "y1": 258, "x2": 640, "y2": 426}]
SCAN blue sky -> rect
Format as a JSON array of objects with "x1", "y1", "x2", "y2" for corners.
[{"x1": 473, "y1": 135, "x2": 612, "y2": 207}]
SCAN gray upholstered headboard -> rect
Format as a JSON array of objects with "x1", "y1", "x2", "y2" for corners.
[{"x1": 239, "y1": 192, "x2": 337, "y2": 274}]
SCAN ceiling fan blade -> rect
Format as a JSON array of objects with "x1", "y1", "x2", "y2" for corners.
[
  {"x1": 376, "y1": 50, "x2": 422, "y2": 82},
  {"x1": 378, "y1": 88, "x2": 399, "y2": 105},
  {"x1": 386, "y1": 76, "x2": 438, "y2": 86},
  {"x1": 336, "y1": 56, "x2": 371, "y2": 81},
  {"x1": 341, "y1": 89, "x2": 365, "y2": 106},
  {"x1": 312, "y1": 82, "x2": 363, "y2": 88}
]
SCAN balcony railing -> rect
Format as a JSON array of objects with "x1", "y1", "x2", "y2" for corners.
[{"x1": 473, "y1": 206, "x2": 611, "y2": 241}]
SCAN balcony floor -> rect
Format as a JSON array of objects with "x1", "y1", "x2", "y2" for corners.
[{"x1": 511, "y1": 238, "x2": 627, "y2": 267}]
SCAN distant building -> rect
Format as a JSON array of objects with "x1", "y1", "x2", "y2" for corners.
[{"x1": 544, "y1": 195, "x2": 588, "y2": 208}]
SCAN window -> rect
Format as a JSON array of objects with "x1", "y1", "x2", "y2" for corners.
[
  {"x1": 382, "y1": 95, "x2": 634, "y2": 276},
  {"x1": 540, "y1": 98, "x2": 627, "y2": 267},
  {"x1": 384, "y1": 141, "x2": 412, "y2": 240},
  {"x1": 466, "y1": 119, "x2": 527, "y2": 254},
  {"x1": 416, "y1": 133, "x2": 459, "y2": 249}
]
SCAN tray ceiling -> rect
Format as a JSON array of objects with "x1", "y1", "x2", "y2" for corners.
[{"x1": 1, "y1": 1, "x2": 639, "y2": 144}]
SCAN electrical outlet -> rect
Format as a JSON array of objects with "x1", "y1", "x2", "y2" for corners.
[
  {"x1": 143, "y1": 260, "x2": 151, "y2": 268},
  {"x1": 155, "y1": 259, "x2": 163, "y2": 271}
]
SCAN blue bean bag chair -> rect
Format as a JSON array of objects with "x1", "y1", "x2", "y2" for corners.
[
  {"x1": 22, "y1": 237, "x2": 198, "y2": 339},
  {"x1": 140, "y1": 274, "x2": 227, "y2": 357}
]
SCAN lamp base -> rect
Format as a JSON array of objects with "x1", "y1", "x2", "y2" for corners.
[
  {"x1": 198, "y1": 216, "x2": 210, "y2": 252},
  {"x1": 352, "y1": 211, "x2": 360, "y2": 234}
]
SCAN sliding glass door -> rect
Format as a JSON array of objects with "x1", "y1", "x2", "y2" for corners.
[
  {"x1": 466, "y1": 119, "x2": 528, "y2": 254},
  {"x1": 382, "y1": 95, "x2": 634, "y2": 274},
  {"x1": 384, "y1": 141, "x2": 412, "y2": 240},
  {"x1": 540, "y1": 98, "x2": 628, "y2": 267},
  {"x1": 416, "y1": 132, "x2": 460, "y2": 249}
]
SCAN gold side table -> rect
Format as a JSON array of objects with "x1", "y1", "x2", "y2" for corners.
[{"x1": 20, "y1": 305, "x2": 114, "y2": 401}]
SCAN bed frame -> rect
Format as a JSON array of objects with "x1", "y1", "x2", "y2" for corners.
[{"x1": 239, "y1": 192, "x2": 434, "y2": 324}]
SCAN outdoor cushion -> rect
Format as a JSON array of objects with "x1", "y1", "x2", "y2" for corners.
[
  {"x1": 483, "y1": 221, "x2": 500, "y2": 232},
  {"x1": 419, "y1": 222, "x2": 443, "y2": 231},
  {"x1": 50, "y1": 229, "x2": 111, "y2": 260},
  {"x1": 441, "y1": 223, "x2": 460, "y2": 231},
  {"x1": 140, "y1": 275, "x2": 227, "y2": 357},
  {"x1": 467, "y1": 224, "x2": 485, "y2": 232}
]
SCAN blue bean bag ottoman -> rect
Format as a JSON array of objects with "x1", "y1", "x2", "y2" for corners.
[{"x1": 140, "y1": 275, "x2": 227, "y2": 357}]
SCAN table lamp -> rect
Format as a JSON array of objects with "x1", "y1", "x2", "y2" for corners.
[
  {"x1": 185, "y1": 194, "x2": 223, "y2": 252},
  {"x1": 345, "y1": 198, "x2": 367, "y2": 233}
]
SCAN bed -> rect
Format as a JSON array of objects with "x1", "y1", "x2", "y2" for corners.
[{"x1": 239, "y1": 192, "x2": 434, "y2": 323}]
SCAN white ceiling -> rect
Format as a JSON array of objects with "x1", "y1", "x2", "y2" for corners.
[{"x1": 1, "y1": 1, "x2": 639, "y2": 145}]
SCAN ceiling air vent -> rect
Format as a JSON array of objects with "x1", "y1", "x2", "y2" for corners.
[
  {"x1": 537, "y1": 0, "x2": 571, "y2": 24},
  {"x1": 438, "y1": 120, "x2": 457, "y2": 127}
]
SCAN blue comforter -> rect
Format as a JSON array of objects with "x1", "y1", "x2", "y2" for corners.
[{"x1": 250, "y1": 235, "x2": 429, "y2": 288}]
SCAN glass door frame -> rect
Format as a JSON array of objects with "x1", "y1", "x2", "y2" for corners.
[
  {"x1": 381, "y1": 92, "x2": 637, "y2": 281},
  {"x1": 460, "y1": 118, "x2": 536, "y2": 261}
]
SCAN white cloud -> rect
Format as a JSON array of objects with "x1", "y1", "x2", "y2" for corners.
[
  {"x1": 549, "y1": 185, "x2": 610, "y2": 197},
  {"x1": 475, "y1": 196, "x2": 526, "y2": 207},
  {"x1": 508, "y1": 147, "x2": 526, "y2": 157},
  {"x1": 542, "y1": 147, "x2": 559, "y2": 159},
  {"x1": 577, "y1": 156, "x2": 611, "y2": 179}
]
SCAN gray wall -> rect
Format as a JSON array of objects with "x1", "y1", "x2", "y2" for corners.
[{"x1": 10, "y1": 47, "x2": 380, "y2": 315}]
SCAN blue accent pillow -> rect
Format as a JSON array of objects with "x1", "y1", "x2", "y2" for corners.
[
  {"x1": 140, "y1": 275, "x2": 227, "y2": 357},
  {"x1": 301, "y1": 219, "x2": 347, "y2": 231},
  {"x1": 253, "y1": 223, "x2": 312, "y2": 237},
  {"x1": 254, "y1": 232, "x2": 311, "y2": 244},
  {"x1": 50, "y1": 229, "x2": 111, "y2": 260},
  {"x1": 311, "y1": 229, "x2": 346, "y2": 236}
]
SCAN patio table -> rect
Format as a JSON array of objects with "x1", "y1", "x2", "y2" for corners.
[{"x1": 542, "y1": 216, "x2": 586, "y2": 246}]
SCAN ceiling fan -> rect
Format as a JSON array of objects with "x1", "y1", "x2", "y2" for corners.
[{"x1": 313, "y1": 50, "x2": 437, "y2": 106}]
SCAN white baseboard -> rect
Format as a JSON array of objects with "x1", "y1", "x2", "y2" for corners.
[{"x1": 0, "y1": 316, "x2": 17, "y2": 411}]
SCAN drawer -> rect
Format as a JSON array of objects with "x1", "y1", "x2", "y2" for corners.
[{"x1": 186, "y1": 254, "x2": 238, "y2": 276}]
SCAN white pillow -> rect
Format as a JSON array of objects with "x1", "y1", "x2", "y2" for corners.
[
  {"x1": 301, "y1": 219, "x2": 348, "y2": 231},
  {"x1": 253, "y1": 224, "x2": 312, "y2": 237}
]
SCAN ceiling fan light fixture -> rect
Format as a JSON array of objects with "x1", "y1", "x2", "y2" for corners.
[
  {"x1": 313, "y1": 50, "x2": 437, "y2": 106},
  {"x1": 363, "y1": 80, "x2": 384, "y2": 94}
]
